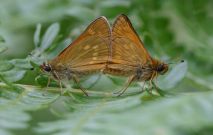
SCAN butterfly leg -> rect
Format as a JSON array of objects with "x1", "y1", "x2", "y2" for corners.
[
  {"x1": 115, "y1": 75, "x2": 135, "y2": 96},
  {"x1": 42, "y1": 76, "x2": 51, "y2": 96},
  {"x1": 43, "y1": 76, "x2": 51, "y2": 93},
  {"x1": 73, "y1": 76, "x2": 89, "y2": 96},
  {"x1": 140, "y1": 81, "x2": 146, "y2": 93},
  {"x1": 144, "y1": 80, "x2": 154, "y2": 95},
  {"x1": 151, "y1": 81, "x2": 165, "y2": 96},
  {"x1": 58, "y1": 80, "x2": 63, "y2": 95},
  {"x1": 46, "y1": 77, "x2": 51, "y2": 87},
  {"x1": 87, "y1": 74, "x2": 101, "y2": 89},
  {"x1": 52, "y1": 71, "x2": 64, "y2": 95},
  {"x1": 146, "y1": 72, "x2": 157, "y2": 95},
  {"x1": 149, "y1": 72, "x2": 164, "y2": 96}
]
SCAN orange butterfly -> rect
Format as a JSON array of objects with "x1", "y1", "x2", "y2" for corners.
[
  {"x1": 105, "y1": 14, "x2": 169, "y2": 96},
  {"x1": 40, "y1": 16, "x2": 111, "y2": 96}
]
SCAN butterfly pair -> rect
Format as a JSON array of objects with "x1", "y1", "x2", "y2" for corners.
[{"x1": 40, "y1": 14, "x2": 168, "y2": 96}]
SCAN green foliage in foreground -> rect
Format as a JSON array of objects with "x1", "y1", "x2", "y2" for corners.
[{"x1": 0, "y1": 0, "x2": 213, "y2": 135}]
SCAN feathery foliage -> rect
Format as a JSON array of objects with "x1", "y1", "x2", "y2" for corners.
[{"x1": 0, "y1": 0, "x2": 212, "y2": 135}]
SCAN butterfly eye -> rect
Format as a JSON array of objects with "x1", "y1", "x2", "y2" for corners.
[
  {"x1": 41, "y1": 63, "x2": 52, "y2": 72},
  {"x1": 44, "y1": 65, "x2": 52, "y2": 72},
  {"x1": 156, "y1": 64, "x2": 164, "y2": 72},
  {"x1": 157, "y1": 64, "x2": 168, "y2": 74}
]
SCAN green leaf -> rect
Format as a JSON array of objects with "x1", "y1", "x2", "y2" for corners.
[
  {"x1": 0, "y1": 74, "x2": 21, "y2": 91},
  {"x1": 100, "y1": 0, "x2": 130, "y2": 7},
  {"x1": 10, "y1": 59, "x2": 32, "y2": 70},
  {"x1": 35, "y1": 74, "x2": 49, "y2": 87},
  {"x1": 0, "y1": 35, "x2": 5, "y2": 43},
  {"x1": 0, "y1": 59, "x2": 32, "y2": 82},
  {"x1": 40, "y1": 23, "x2": 60, "y2": 52},
  {"x1": 34, "y1": 91, "x2": 213, "y2": 135},
  {"x1": 0, "y1": 69, "x2": 26, "y2": 82},
  {"x1": 0, "y1": 84, "x2": 59, "y2": 135},
  {"x1": 34, "y1": 23, "x2": 42, "y2": 48},
  {"x1": 0, "y1": 45, "x2": 7, "y2": 54},
  {"x1": 66, "y1": 7, "x2": 94, "y2": 21},
  {"x1": 0, "y1": 61, "x2": 14, "y2": 72},
  {"x1": 47, "y1": 38, "x2": 72, "y2": 58},
  {"x1": 157, "y1": 61, "x2": 188, "y2": 90},
  {"x1": 0, "y1": 1, "x2": 212, "y2": 135}
]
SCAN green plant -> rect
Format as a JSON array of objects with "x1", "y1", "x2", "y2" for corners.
[{"x1": 0, "y1": 0, "x2": 212, "y2": 135}]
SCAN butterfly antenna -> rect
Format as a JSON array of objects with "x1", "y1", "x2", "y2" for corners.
[{"x1": 167, "y1": 59, "x2": 184, "y2": 65}]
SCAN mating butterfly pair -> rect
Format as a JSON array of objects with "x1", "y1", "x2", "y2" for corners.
[{"x1": 40, "y1": 14, "x2": 169, "y2": 96}]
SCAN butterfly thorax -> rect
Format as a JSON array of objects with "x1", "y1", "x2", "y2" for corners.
[
  {"x1": 135, "y1": 59, "x2": 168, "y2": 81},
  {"x1": 135, "y1": 64, "x2": 154, "y2": 81},
  {"x1": 41, "y1": 62, "x2": 77, "y2": 80}
]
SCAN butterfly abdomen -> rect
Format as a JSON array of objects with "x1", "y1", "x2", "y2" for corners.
[
  {"x1": 104, "y1": 67, "x2": 134, "y2": 77},
  {"x1": 78, "y1": 70, "x2": 100, "y2": 76},
  {"x1": 133, "y1": 65, "x2": 155, "y2": 81}
]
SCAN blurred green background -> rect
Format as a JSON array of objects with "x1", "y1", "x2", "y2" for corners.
[{"x1": 0, "y1": 0, "x2": 213, "y2": 135}]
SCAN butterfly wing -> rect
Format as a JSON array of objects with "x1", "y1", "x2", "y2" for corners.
[
  {"x1": 109, "y1": 14, "x2": 152, "y2": 71},
  {"x1": 51, "y1": 16, "x2": 111, "y2": 73}
]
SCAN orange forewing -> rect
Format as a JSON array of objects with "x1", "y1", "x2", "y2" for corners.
[
  {"x1": 105, "y1": 14, "x2": 153, "y2": 76},
  {"x1": 50, "y1": 16, "x2": 111, "y2": 73},
  {"x1": 111, "y1": 14, "x2": 152, "y2": 65}
]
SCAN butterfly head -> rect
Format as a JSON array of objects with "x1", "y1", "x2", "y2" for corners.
[
  {"x1": 156, "y1": 62, "x2": 169, "y2": 75},
  {"x1": 40, "y1": 62, "x2": 52, "y2": 73}
]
